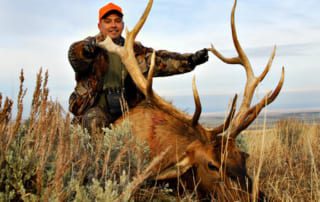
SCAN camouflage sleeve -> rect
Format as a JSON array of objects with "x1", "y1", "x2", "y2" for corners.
[
  {"x1": 134, "y1": 42, "x2": 195, "y2": 77},
  {"x1": 68, "y1": 37, "x2": 96, "y2": 73}
]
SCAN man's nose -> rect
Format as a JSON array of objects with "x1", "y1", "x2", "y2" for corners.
[{"x1": 110, "y1": 21, "x2": 117, "y2": 27}]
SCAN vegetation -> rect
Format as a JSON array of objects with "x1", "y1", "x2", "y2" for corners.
[
  {"x1": 245, "y1": 118, "x2": 320, "y2": 201},
  {"x1": 0, "y1": 70, "x2": 319, "y2": 201}
]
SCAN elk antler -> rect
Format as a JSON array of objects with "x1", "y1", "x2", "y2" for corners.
[
  {"x1": 208, "y1": 0, "x2": 285, "y2": 138},
  {"x1": 191, "y1": 76, "x2": 202, "y2": 126},
  {"x1": 98, "y1": 0, "x2": 205, "y2": 129},
  {"x1": 207, "y1": 94, "x2": 238, "y2": 138}
]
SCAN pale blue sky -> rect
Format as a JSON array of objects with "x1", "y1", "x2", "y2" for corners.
[{"x1": 0, "y1": 0, "x2": 319, "y2": 113}]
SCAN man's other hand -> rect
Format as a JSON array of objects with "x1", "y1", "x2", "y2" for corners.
[{"x1": 189, "y1": 48, "x2": 209, "y2": 66}]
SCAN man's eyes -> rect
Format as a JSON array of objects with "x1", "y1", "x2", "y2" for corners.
[{"x1": 104, "y1": 19, "x2": 122, "y2": 24}]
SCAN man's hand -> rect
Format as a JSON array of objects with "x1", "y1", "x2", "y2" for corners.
[
  {"x1": 83, "y1": 37, "x2": 98, "y2": 58},
  {"x1": 189, "y1": 48, "x2": 209, "y2": 66}
]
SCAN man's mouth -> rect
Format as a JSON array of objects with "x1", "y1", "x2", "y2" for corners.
[{"x1": 108, "y1": 30, "x2": 119, "y2": 34}]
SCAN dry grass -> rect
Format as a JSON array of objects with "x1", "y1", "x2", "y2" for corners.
[
  {"x1": 0, "y1": 70, "x2": 319, "y2": 201},
  {"x1": 245, "y1": 118, "x2": 320, "y2": 201}
]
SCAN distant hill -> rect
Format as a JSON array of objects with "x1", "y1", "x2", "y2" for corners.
[
  {"x1": 165, "y1": 90, "x2": 320, "y2": 115},
  {"x1": 199, "y1": 110, "x2": 320, "y2": 128},
  {"x1": 163, "y1": 90, "x2": 320, "y2": 127}
]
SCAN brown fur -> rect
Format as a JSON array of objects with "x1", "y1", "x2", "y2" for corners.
[{"x1": 115, "y1": 101, "x2": 254, "y2": 200}]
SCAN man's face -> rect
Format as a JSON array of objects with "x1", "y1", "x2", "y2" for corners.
[{"x1": 98, "y1": 13, "x2": 124, "y2": 40}]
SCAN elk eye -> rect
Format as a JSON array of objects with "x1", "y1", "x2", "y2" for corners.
[{"x1": 207, "y1": 163, "x2": 219, "y2": 172}]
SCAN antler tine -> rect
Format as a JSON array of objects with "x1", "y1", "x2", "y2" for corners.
[
  {"x1": 208, "y1": 94, "x2": 237, "y2": 139},
  {"x1": 258, "y1": 45, "x2": 276, "y2": 82},
  {"x1": 146, "y1": 50, "x2": 156, "y2": 100},
  {"x1": 231, "y1": 0, "x2": 252, "y2": 77},
  {"x1": 126, "y1": 0, "x2": 154, "y2": 49},
  {"x1": 208, "y1": 44, "x2": 241, "y2": 64},
  {"x1": 230, "y1": 67, "x2": 285, "y2": 138},
  {"x1": 191, "y1": 76, "x2": 202, "y2": 126}
]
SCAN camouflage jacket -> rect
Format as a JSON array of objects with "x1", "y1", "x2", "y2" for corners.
[{"x1": 68, "y1": 35, "x2": 196, "y2": 116}]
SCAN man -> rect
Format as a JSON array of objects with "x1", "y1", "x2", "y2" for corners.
[{"x1": 68, "y1": 2, "x2": 209, "y2": 131}]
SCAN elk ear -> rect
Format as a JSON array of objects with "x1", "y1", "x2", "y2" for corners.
[
  {"x1": 155, "y1": 155, "x2": 192, "y2": 180},
  {"x1": 155, "y1": 151, "x2": 194, "y2": 180}
]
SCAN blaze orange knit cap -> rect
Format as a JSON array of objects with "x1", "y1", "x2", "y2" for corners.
[{"x1": 99, "y1": 2, "x2": 123, "y2": 20}]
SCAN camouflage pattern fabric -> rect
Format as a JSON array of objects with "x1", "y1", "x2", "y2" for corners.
[
  {"x1": 82, "y1": 106, "x2": 109, "y2": 133},
  {"x1": 69, "y1": 76, "x2": 99, "y2": 116}
]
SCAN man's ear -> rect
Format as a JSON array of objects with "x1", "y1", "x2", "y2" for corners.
[
  {"x1": 98, "y1": 22, "x2": 102, "y2": 32},
  {"x1": 121, "y1": 21, "x2": 125, "y2": 32}
]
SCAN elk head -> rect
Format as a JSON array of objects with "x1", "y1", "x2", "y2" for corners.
[{"x1": 98, "y1": 0, "x2": 284, "y2": 199}]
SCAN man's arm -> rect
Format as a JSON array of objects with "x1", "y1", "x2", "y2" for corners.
[
  {"x1": 68, "y1": 37, "x2": 98, "y2": 73},
  {"x1": 134, "y1": 42, "x2": 208, "y2": 77}
]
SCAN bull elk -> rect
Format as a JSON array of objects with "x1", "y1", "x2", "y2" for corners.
[{"x1": 98, "y1": 0, "x2": 284, "y2": 200}]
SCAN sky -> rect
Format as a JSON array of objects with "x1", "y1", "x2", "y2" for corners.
[{"x1": 0, "y1": 0, "x2": 320, "y2": 114}]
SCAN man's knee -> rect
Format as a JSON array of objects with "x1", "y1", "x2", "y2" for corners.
[{"x1": 82, "y1": 107, "x2": 109, "y2": 132}]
